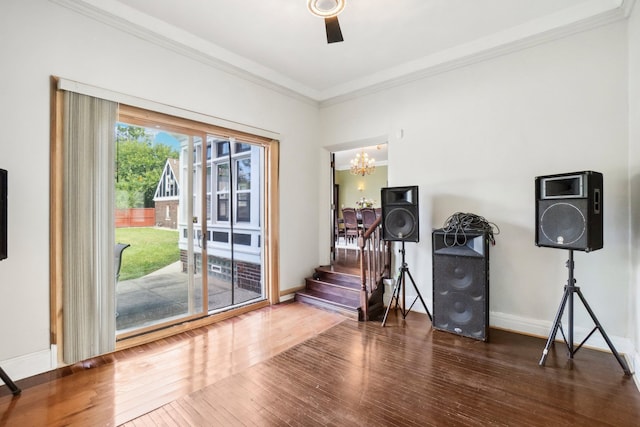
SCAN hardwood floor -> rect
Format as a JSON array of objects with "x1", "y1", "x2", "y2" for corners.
[
  {"x1": 2, "y1": 301, "x2": 639, "y2": 426},
  {"x1": 0, "y1": 303, "x2": 344, "y2": 426},
  {"x1": 123, "y1": 310, "x2": 640, "y2": 426}
]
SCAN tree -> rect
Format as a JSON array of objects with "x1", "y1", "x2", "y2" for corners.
[{"x1": 115, "y1": 124, "x2": 179, "y2": 208}]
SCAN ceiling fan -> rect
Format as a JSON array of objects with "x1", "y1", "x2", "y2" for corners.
[{"x1": 307, "y1": 0, "x2": 345, "y2": 44}]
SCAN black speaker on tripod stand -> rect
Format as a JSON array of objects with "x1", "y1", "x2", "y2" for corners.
[
  {"x1": 381, "y1": 186, "x2": 419, "y2": 242},
  {"x1": 536, "y1": 171, "x2": 603, "y2": 252},
  {"x1": 536, "y1": 171, "x2": 630, "y2": 375},
  {"x1": 380, "y1": 186, "x2": 431, "y2": 326}
]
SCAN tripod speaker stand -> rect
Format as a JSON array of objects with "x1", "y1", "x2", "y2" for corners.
[
  {"x1": 0, "y1": 365, "x2": 21, "y2": 395},
  {"x1": 381, "y1": 241, "x2": 432, "y2": 326},
  {"x1": 539, "y1": 250, "x2": 631, "y2": 375}
]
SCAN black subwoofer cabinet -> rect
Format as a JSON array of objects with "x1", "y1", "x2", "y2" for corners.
[{"x1": 432, "y1": 229, "x2": 490, "y2": 341}]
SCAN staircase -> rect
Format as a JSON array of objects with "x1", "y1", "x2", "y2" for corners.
[
  {"x1": 296, "y1": 216, "x2": 390, "y2": 321},
  {"x1": 295, "y1": 265, "x2": 386, "y2": 321},
  {"x1": 295, "y1": 266, "x2": 363, "y2": 320}
]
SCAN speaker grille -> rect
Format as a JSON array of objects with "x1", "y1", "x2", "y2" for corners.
[
  {"x1": 539, "y1": 202, "x2": 586, "y2": 246},
  {"x1": 432, "y1": 230, "x2": 489, "y2": 341},
  {"x1": 384, "y1": 208, "x2": 416, "y2": 240},
  {"x1": 437, "y1": 292, "x2": 477, "y2": 326}
]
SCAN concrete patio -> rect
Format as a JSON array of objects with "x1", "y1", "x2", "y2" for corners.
[{"x1": 116, "y1": 262, "x2": 263, "y2": 332}]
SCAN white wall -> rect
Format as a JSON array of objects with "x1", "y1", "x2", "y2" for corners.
[
  {"x1": 0, "y1": 0, "x2": 320, "y2": 379},
  {"x1": 320, "y1": 21, "x2": 634, "y2": 356},
  {"x1": 2, "y1": 0, "x2": 638, "y2": 382},
  {"x1": 628, "y1": 3, "x2": 640, "y2": 375}
]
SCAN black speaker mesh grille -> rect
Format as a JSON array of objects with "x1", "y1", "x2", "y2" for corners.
[
  {"x1": 433, "y1": 254, "x2": 488, "y2": 340},
  {"x1": 384, "y1": 208, "x2": 416, "y2": 240},
  {"x1": 432, "y1": 230, "x2": 489, "y2": 341},
  {"x1": 537, "y1": 199, "x2": 589, "y2": 249},
  {"x1": 539, "y1": 202, "x2": 586, "y2": 246},
  {"x1": 438, "y1": 292, "x2": 476, "y2": 325}
]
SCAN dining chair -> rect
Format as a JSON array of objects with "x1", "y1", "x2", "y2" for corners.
[
  {"x1": 360, "y1": 208, "x2": 377, "y2": 232},
  {"x1": 342, "y1": 208, "x2": 359, "y2": 244}
]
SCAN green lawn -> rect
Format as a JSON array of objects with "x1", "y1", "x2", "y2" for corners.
[{"x1": 115, "y1": 227, "x2": 180, "y2": 281}]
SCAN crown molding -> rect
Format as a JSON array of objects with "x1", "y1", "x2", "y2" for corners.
[
  {"x1": 49, "y1": 0, "x2": 321, "y2": 106},
  {"x1": 50, "y1": 0, "x2": 635, "y2": 108},
  {"x1": 319, "y1": 0, "x2": 635, "y2": 107}
]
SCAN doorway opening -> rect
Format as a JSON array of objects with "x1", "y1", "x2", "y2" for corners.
[{"x1": 331, "y1": 143, "x2": 388, "y2": 266}]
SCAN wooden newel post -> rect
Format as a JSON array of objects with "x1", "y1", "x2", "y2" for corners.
[{"x1": 358, "y1": 231, "x2": 369, "y2": 320}]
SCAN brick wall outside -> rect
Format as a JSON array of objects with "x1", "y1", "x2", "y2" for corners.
[
  {"x1": 180, "y1": 250, "x2": 262, "y2": 294},
  {"x1": 155, "y1": 200, "x2": 178, "y2": 229}
]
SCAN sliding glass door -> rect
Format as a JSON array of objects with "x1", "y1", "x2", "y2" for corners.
[{"x1": 114, "y1": 120, "x2": 266, "y2": 337}]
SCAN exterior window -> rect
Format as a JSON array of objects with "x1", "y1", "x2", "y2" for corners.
[
  {"x1": 216, "y1": 163, "x2": 229, "y2": 221},
  {"x1": 206, "y1": 166, "x2": 212, "y2": 221},
  {"x1": 217, "y1": 141, "x2": 229, "y2": 157},
  {"x1": 236, "y1": 158, "x2": 251, "y2": 223},
  {"x1": 237, "y1": 193, "x2": 250, "y2": 222},
  {"x1": 217, "y1": 194, "x2": 229, "y2": 221},
  {"x1": 210, "y1": 147, "x2": 254, "y2": 225},
  {"x1": 217, "y1": 163, "x2": 229, "y2": 191},
  {"x1": 235, "y1": 142, "x2": 251, "y2": 153},
  {"x1": 237, "y1": 158, "x2": 251, "y2": 190}
]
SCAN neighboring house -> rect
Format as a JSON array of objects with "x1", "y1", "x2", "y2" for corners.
[
  {"x1": 153, "y1": 143, "x2": 263, "y2": 295},
  {"x1": 177, "y1": 139, "x2": 263, "y2": 294},
  {"x1": 153, "y1": 158, "x2": 180, "y2": 229}
]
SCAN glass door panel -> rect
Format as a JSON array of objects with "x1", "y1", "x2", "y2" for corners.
[
  {"x1": 115, "y1": 124, "x2": 204, "y2": 334},
  {"x1": 204, "y1": 137, "x2": 265, "y2": 312}
]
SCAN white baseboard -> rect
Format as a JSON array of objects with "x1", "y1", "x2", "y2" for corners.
[
  {"x1": 631, "y1": 351, "x2": 640, "y2": 391},
  {"x1": 280, "y1": 293, "x2": 296, "y2": 302},
  {"x1": 0, "y1": 346, "x2": 56, "y2": 381},
  {"x1": 491, "y1": 311, "x2": 635, "y2": 355}
]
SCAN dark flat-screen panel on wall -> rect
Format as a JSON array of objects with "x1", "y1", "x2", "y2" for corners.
[{"x1": 0, "y1": 169, "x2": 6, "y2": 260}]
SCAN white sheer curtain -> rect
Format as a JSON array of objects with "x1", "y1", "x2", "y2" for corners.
[{"x1": 62, "y1": 92, "x2": 117, "y2": 363}]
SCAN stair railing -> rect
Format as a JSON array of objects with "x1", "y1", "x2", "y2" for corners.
[{"x1": 358, "y1": 215, "x2": 391, "y2": 320}]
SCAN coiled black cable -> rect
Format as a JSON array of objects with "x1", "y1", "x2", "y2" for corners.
[{"x1": 441, "y1": 212, "x2": 499, "y2": 246}]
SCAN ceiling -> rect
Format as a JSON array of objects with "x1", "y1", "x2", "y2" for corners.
[{"x1": 64, "y1": 0, "x2": 632, "y2": 103}]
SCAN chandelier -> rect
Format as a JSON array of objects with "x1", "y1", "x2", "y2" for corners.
[{"x1": 350, "y1": 150, "x2": 375, "y2": 176}]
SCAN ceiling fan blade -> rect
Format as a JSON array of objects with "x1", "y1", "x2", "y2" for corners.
[{"x1": 325, "y1": 16, "x2": 344, "y2": 43}]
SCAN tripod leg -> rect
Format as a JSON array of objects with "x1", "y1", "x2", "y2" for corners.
[
  {"x1": 381, "y1": 271, "x2": 403, "y2": 327},
  {"x1": 0, "y1": 366, "x2": 21, "y2": 396},
  {"x1": 539, "y1": 286, "x2": 570, "y2": 366},
  {"x1": 405, "y1": 268, "x2": 432, "y2": 321},
  {"x1": 574, "y1": 289, "x2": 631, "y2": 375}
]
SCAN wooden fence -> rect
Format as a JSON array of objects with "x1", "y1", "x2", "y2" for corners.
[{"x1": 115, "y1": 208, "x2": 155, "y2": 228}]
